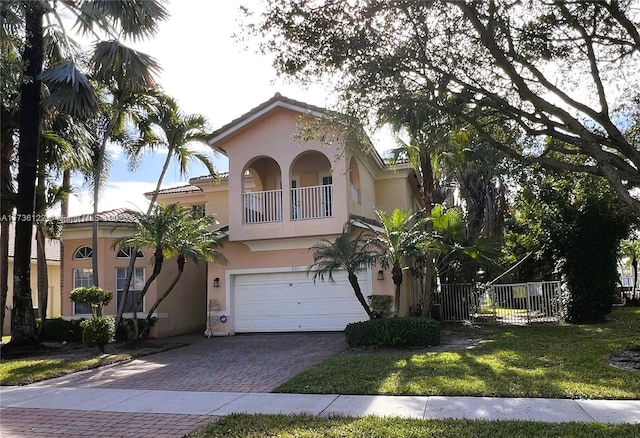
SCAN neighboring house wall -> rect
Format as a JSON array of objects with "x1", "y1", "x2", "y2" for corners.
[
  {"x1": 3, "y1": 225, "x2": 61, "y2": 334},
  {"x1": 3, "y1": 259, "x2": 61, "y2": 334}
]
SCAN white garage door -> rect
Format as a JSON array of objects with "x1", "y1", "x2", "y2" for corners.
[{"x1": 233, "y1": 270, "x2": 370, "y2": 332}]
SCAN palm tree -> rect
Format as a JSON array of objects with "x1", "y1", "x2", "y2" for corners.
[
  {"x1": 115, "y1": 203, "x2": 226, "y2": 339},
  {"x1": 114, "y1": 93, "x2": 217, "y2": 330},
  {"x1": 6, "y1": 0, "x2": 168, "y2": 346},
  {"x1": 371, "y1": 209, "x2": 425, "y2": 317},
  {"x1": 423, "y1": 205, "x2": 499, "y2": 284},
  {"x1": 308, "y1": 223, "x2": 378, "y2": 319}
]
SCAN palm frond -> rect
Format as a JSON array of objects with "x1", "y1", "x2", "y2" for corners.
[
  {"x1": 91, "y1": 41, "x2": 160, "y2": 91},
  {"x1": 40, "y1": 61, "x2": 98, "y2": 117}
]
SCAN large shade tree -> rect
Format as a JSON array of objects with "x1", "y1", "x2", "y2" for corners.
[
  {"x1": 4, "y1": 0, "x2": 168, "y2": 346},
  {"x1": 247, "y1": 0, "x2": 640, "y2": 216}
]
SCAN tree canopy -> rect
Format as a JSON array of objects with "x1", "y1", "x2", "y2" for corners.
[{"x1": 247, "y1": 0, "x2": 640, "y2": 215}]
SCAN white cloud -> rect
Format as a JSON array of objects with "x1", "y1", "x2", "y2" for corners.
[{"x1": 66, "y1": 181, "x2": 157, "y2": 217}]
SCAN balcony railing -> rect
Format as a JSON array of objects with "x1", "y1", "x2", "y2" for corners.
[
  {"x1": 243, "y1": 189, "x2": 282, "y2": 224},
  {"x1": 292, "y1": 184, "x2": 333, "y2": 220},
  {"x1": 242, "y1": 184, "x2": 333, "y2": 224}
]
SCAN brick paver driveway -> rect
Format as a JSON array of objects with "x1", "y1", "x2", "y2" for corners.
[{"x1": 33, "y1": 332, "x2": 347, "y2": 392}]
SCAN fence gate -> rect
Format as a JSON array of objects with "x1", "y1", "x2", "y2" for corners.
[{"x1": 434, "y1": 281, "x2": 563, "y2": 324}]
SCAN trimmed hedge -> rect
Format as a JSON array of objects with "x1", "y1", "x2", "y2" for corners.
[
  {"x1": 36, "y1": 317, "x2": 84, "y2": 342},
  {"x1": 345, "y1": 317, "x2": 441, "y2": 347},
  {"x1": 80, "y1": 316, "x2": 115, "y2": 353}
]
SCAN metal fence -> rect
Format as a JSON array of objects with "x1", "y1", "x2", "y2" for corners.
[{"x1": 433, "y1": 281, "x2": 563, "y2": 324}]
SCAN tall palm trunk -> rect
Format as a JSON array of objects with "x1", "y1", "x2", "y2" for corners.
[
  {"x1": 91, "y1": 115, "x2": 120, "y2": 287},
  {"x1": 11, "y1": 2, "x2": 44, "y2": 345},
  {"x1": 420, "y1": 150, "x2": 436, "y2": 318},
  {"x1": 347, "y1": 271, "x2": 373, "y2": 319},
  {"x1": 115, "y1": 144, "x2": 174, "y2": 331},
  {"x1": 35, "y1": 152, "x2": 48, "y2": 333},
  {"x1": 392, "y1": 264, "x2": 403, "y2": 317},
  {"x1": 0, "y1": 124, "x2": 14, "y2": 337},
  {"x1": 129, "y1": 246, "x2": 164, "y2": 339}
]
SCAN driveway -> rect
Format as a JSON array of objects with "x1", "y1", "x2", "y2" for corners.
[{"x1": 32, "y1": 332, "x2": 347, "y2": 392}]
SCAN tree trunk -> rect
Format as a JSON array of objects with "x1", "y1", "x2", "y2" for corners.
[
  {"x1": 0, "y1": 120, "x2": 14, "y2": 338},
  {"x1": 35, "y1": 226, "x2": 49, "y2": 332},
  {"x1": 392, "y1": 264, "x2": 403, "y2": 317},
  {"x1": 420, "y1": 150, "x2": 436, "y2": 318},
  {"x1": 129, "y1": 247, "x2": 164, "y2": 339},
  {"x1": 115, "y1": 146, "x2": 172, "y2": 331},
  {"x1": 90, "y1": 115, "x2": 119, "y2": 288},
  {"x1": 11, "y1": 2, "x2": 44, "y2": 346},
  {"x1": 140, "y1": 254, "x2": 185, "y2": 338},
  {"x1": 35, "y1": 152, "x2": 48, "y2": 335},
  {"x1": 347, "y1": 271, "x2": 373, "y2": 319}
]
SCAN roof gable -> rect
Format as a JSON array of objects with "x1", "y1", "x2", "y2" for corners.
[{"x1": 206, "y1": 93, "x2": 326, "y2": 148}]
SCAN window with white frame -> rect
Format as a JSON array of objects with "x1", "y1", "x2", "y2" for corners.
[
  {"x1": 116, "y1": 246, "x2": 144, "y2": 259},
  {"x1": 116, "y1": 267, "x2": 145, "y2": 313},
  {"x1": 73, "y1": 246, "x2": 93, "y2": 260},
  {"x1": 72, "y1": 268, "x2": 94, "y2": 314}
]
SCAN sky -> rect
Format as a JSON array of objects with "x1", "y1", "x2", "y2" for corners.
[{"x1": 65, "y1": 1, "x2": 393, "y2": 217}]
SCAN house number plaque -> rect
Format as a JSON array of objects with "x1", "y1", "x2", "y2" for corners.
[{"x1": 219, "y1": 315, "x2": 227, "y2": 324}]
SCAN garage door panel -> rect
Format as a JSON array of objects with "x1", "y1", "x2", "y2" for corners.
[{"x1": 233, "y1": 270, "x2": 369, "y2": 332}]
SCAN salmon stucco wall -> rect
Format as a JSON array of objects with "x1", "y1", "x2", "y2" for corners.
[{"x1": 152, "y1": 254, "x2": 208, "y2": 338}]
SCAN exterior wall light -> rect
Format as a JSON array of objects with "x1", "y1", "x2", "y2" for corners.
[
  {"x1": 377, "y1": 270, "x2": 384, "y2": 280},
  {"x1": 213, "y1": 277, "x2": 220, "y2": 287}
]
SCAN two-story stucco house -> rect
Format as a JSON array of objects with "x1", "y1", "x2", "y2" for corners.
[{"x1": 60, "y1": 94, "x2": 423, "y2": 338}]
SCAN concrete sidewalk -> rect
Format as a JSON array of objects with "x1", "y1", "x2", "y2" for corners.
[{"x1": 1, "y1": 385, "x2": 639, "y2": 424}]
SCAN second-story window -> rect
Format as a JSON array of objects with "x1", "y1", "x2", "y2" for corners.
[{"x1": 116, "y1": 246, "x2": 144, "y2": 259}]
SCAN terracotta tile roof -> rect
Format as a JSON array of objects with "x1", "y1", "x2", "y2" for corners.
[
  {"x1": 7, "y1": 225, "x2": 60, "y2": 262},
  {"x1": 64, "y1": 208, "x2": 139, "y2": 225},
  {"x1": 206, "y1": 93, "x2": 327, "y2": 144},
  {"x1": 144, "y1": 184, "x2": 202, "y2": 196}
]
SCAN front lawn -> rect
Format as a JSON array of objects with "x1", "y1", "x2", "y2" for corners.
[
  {"x1": 189, "y1": 414, "x2": 640, "y2": 438},
  {"x1": 0, "y1": 341, "x2": 187, "y2": 386},
  {"x1": 275, "y1": 308, "x2": 640, "y2": 399}
]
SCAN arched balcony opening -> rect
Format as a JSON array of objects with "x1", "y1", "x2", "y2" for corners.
[
  {"x1": 242, "y1": 157, "x2": 282, "y2": 224},
  {"x1": 289, "y1": 151, "x2": 333, "y2": 220}
]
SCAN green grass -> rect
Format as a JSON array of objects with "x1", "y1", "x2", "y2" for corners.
[
  {"x1": 0, "y1": 343, "x2": 187, "y2": 386},
  {"x1": 275, "y1": 308, "x2": 640, "y2": 399},
  {"x1": 189, "y1": 414, "x2": 640, "y2": 438}
]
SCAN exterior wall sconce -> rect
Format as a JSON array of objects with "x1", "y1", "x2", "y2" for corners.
[
  {"x1": 213, "y1": 277, "x2": 220, "y2": 287},
  {"x1": 377, "y1": 270, "x2": 384, "y2": 280}
]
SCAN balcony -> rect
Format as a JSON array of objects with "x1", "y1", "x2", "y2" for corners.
[{"x1": 243, "y1": 184, "x2": 333, "y2": 224}]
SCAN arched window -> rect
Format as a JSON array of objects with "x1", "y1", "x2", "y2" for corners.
[
  {"x1": 116, "y1": 246, "x2": 144, "y2": 259},
  {"x1": 73, "y1": 246, "x2": 93, "y2": 260}
]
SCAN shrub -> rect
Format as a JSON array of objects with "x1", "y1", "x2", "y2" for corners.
[
  {"x1": 70, "y1": 286, "x2": 113, "y2": 317},
  {"x1": 36, "y1": 317, "x2": 84, "y2": 342},
  {"x1": 367, "y1": 295, "x2": 393, "y2": 319},
  {"x1": 345, "y1": 317, "x2": 440, "y2": 347},
  {"x1": 80, "y1": 316, "x2": 115, "y2": 353},
  {"x1": 115, "y1": 317, "x2": 158, "y2": 341}
]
